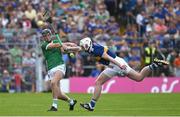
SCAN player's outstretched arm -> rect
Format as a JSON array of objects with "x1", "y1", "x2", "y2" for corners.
[
  {"x1": 45, "y1": 41, "x2": 62, "y2": 49},
  {"x1": 61, "y1": 42, "x2": 82, "y2": 53},
  {"x1": 102, "y1": 52, "x2": 127, "y2": 70},
  {"x1": 63, "y1": 42, "x2": 77, "y2": 47}
]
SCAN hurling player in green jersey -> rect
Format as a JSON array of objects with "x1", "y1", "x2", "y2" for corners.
[{"x1": 41, "y1": 29, "x2": 80, "y2": 111}]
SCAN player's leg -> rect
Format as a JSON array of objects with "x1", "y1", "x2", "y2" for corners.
[
  {"x1": 48, "y1": 66, "x2": 76, "y2": 111},
  {"x1": 80, "y1": 68, "x2": 116, "y2": 111},
  {"x1": 48, "y1": 70, "x2": 62, "y2": 111},
  {"x1": 47, "y1": 70, "x2": 60, "y2": 111},
  {"x1": 92, "y1": 72, "x2": 111, "y2": 101},
  {"x1": 127, "y1": 66, "x2": 151, "y2": 82},
  {"x1": 57, "y1": 71, "x2": 77, "y2": 111},
  {"x1": 52, "y1": 71, "x2": 69, "y2": 101},
  {"x1": 127, "y1": 58, "x2": 169, "y2": 82}
]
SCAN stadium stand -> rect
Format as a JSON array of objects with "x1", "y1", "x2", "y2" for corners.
[{"x1": 0, "y1": 0, "x2": 179, "y2": 92}]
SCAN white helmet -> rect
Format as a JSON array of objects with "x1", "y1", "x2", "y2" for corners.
[{"x1": 79, "y1": 37, "x2": 92, "y2": 51}]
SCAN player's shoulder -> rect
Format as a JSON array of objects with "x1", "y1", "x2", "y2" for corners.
[
  {"x1": 93, "y1": 43, "x2": 103, "y2": 48},
  {"x1": 41, "y1": 41, "x2": 48, "y2": 45},
  {"x1": 92, "y1": 43, "x2": 104, "y2": 52},
  {"x1": 41, "y1": 41, "x2": 49, "y2": 48}
]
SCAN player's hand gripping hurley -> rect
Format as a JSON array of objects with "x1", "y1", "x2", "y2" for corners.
[
  {"x1": 43, "y1": 10, "x2": 63, "y2": 46},
  {"x1": 43, "y1": 10, "x2": 77, "y2": 55}
]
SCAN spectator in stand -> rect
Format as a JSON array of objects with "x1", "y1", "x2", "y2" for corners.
[
  {"x1": 21, "y1": 15, "x2": 32, "y2": 32},
  {"x1": 118, "y1": 0, "x2": 137, "y2": 25},
  {"x1": 24, "y1": 4, "x2": 37, "y2": 21},
  {"x1": 82, "y1": 54, "x2": 95, "y2": 76},
  {"x1": 95, "y1": 2, "x2": 110, "y2": 21},
  {"x1": 67, "y1": 23, "x2": 82, "y2": 42},
  {"x1": 104, "y1": 0, "x2": 118, "y2": 16},
  {"x1": 166, "y1": 50, "x2": 177, "y2": 76},
  {"x1": 174, "y1": 52, "x2": 180, "y2": 77},
  {"x1": 8, "y1": 11, "x2": 18, "y2": 28},
  {"x1": 9, "y1": 44, "x2": 23, "y2": 66},
  {"x1": 72, "y1": 57, "x2": 84, "y2": 76},
  {"x1": 153, "y1": 18, "x2": 167, "y2": 36},
  {"x1": 123, "y1": 24, "x2": 139, "y2": 39},
  {"x1": 23, "y1": 69, "x2": 35, "y2": 92},
  {"x1": 0, "y1": 51, "x2": 10, "y2": 73},
  {"x1": 22, "y1": 52, "x2": 36, "y2": 71},
  {"x1": 0, "y1": 70, "x2": 12, "y2": 92},
  {"x1": 120, "y1": 40, "x2": 131, "y2": 52},
  {"x1": 1, "y1": 13, "x2": 9, "y2": 28},
  {"x1": 13, "y1": 70, "x2": 22, "y2": 92},
  {"x1": 133, "y1": 0, "x2": 145, "y2": 16},
  {"x1": 136, "y1": 11, "x2": 146, "y2": 37},
  {"x1": 0, "y1": 34, "x2": 7, "y2": 50},
  {"x1": 21, "y1": 51, "x2": 36, "y2": 92},
  {"x1": 128, "y1": 49, "x2": 141, "y2": 71},
  {"x1": 90, "y1": 62, "x2": 104, "y2": 77},
  {"x1": 143, "y1": 40, "x2": 159, "y2": 66}
]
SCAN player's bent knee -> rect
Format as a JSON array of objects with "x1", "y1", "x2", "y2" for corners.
[
  {"x1": 50, "y1": 80, "x2": 57, "y2": 87},
  {"x1": 135, "y1": 78, "x2": 143, "y2": 82},
  {"x1": 128, "y1": 72, "x2": 144, "y2": 82},
  {"x1": 95, "y1": 80, "x2": 103, "y2": 86}
]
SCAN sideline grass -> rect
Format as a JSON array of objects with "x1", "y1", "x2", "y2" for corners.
[{"x1": 0, "y1": 93, "x2": 180, "y2": 116}]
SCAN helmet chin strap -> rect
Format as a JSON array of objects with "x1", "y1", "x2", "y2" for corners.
[{"x1": 87, "y1": 41, "x2": 93, "y2": 52}]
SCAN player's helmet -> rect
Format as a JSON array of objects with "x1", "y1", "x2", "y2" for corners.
[
  {"x1": 42, "y1": 29, "x2": 52, "y2": 36},
  {"x1": 80, "y1": 37, "x2": 92, "y2": 51}
]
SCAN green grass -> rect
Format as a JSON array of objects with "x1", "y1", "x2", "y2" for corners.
[{"x1": 0, "y1": 93, "x2": 180, "y2": 116}]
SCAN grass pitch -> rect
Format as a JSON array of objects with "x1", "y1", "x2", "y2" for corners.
[{"x1": 0, "y1": 93, "x2": 180, "y2": 116}]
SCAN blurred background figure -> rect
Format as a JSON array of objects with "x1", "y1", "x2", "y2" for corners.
[
  {"x1": 174, "y1": 53, "x2": 180, "y2": 77},
  {"x1": 0, "y1": 70, "x2": 12, "y2": 92},
  {"x1": 90, "y1": 62, "x2": 104, "y2": 77},
  {"x1": 13, "y1": 70, "x2": 22, "y2": 93},
  {"x1": 72, "y1": 58, "x2": 84, "y2": 76},
  {"x1": 143, "y1": 40, "x2": 158, "y2": 66}
]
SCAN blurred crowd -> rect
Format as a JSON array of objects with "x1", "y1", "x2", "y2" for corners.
[{"x1": 0, "y1": 0, "x2": 179, "y2": 92}]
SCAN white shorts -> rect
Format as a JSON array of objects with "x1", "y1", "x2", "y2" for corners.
[
  {"x1": 46, "y1": 64, "x2": 66, "y2": 81},
  {"x1": 102, "y1": 57, "x2": 132, "y2": 78}
]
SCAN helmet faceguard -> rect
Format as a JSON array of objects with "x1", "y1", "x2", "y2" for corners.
[
  {"x1": 42, "y1": 29, "x2": 52, "y2": 36},
  {"x1": 79, "y1": 37, "x2": 92, "y2": 51},
  {"x1": 42, "y1": 29, "x2": 52, "y2": 42}
]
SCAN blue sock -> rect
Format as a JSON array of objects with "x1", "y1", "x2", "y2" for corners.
[{"x1": 89, "y1": 99, "x2": 96, "y2": 108}]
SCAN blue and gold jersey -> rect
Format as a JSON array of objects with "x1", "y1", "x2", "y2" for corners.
[{"x1": 88, "y1": 43, "x2": 116, "y2": 65}]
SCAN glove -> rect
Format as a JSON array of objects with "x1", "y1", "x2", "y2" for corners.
[
  {"x1": 46, "y1": 17, "x2": 52, "y2": 24},
  {"x1": 119, "y1": 64, "x2": 127, "y2": 70}
]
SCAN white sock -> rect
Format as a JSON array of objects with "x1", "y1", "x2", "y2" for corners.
[
  {"x1": 69, "y1": 99, "x2": 74, "y2": 105},
  {"x1": 52, "y1": 99, "x2": 58, "y2": 108}
]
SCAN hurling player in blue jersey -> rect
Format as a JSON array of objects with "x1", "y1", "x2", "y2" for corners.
[{"x1": 79, "y1": 37, "x2": 169, "y2": 111}]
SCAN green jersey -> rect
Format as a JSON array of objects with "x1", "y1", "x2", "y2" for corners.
[{"x1": 41, "y1": 39, "x2": 64, "y2": 70}]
